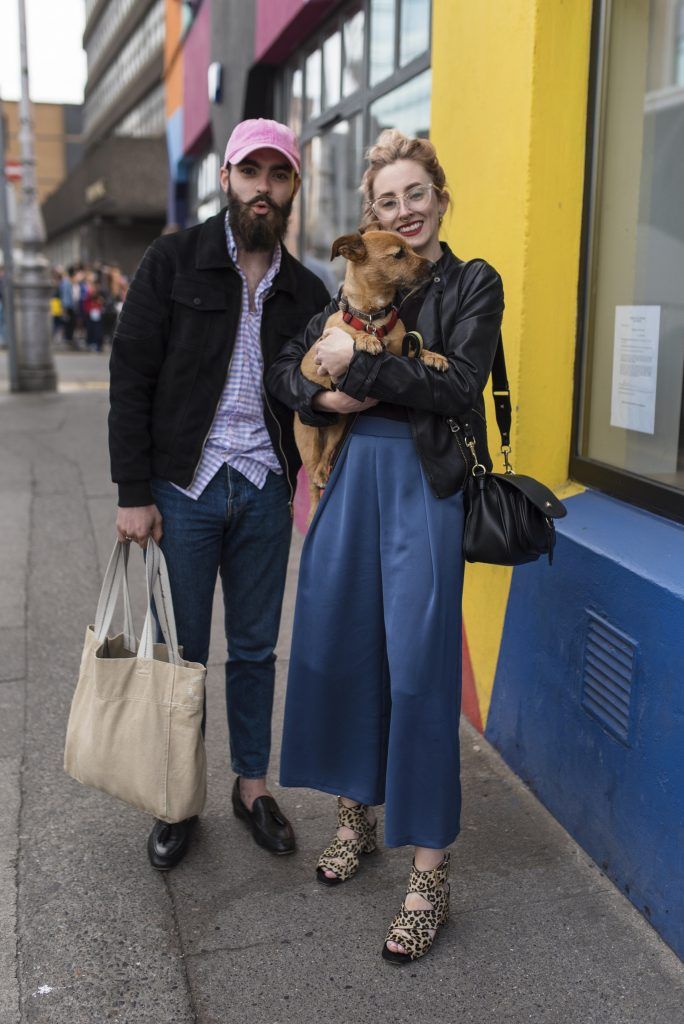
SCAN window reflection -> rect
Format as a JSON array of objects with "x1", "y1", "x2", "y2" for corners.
[
  {"x1": 343, "y1": 8, "x2": 365, "y2": 97},
  {"x1": 579, "y1": 0, "x2": 684, "y2": 490},
  {"x1": 400, "y1": 0, "x2": 430, "y2": 66},
  {"x1": 289, "y1": 67, "x2": 303, "y2": 136},
  {"x1": 369, "y1": 68, "x2": 431, "y2": 140},
  {"x1": 370, "y1": 0, "x2": 396, "y2": 87},
  {"x1": 305, "y1": 48, "x2": 322, "y2": 119},
  {"x1": 302, "y1": 117, "x2": 364, "y2": 293},
  {"x1": 323, "y1": 31, "x2": 342, "y2": 109},
  {"x1": 673, "y1": 1, "x2": 684, "y2": 85}
]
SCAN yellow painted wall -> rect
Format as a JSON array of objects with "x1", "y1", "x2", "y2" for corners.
[{"x1": 431, "y1": 0, "x2": 592, "y2": 723}]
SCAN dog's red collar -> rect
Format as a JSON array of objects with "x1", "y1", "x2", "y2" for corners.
[{"x1": 341, "y1": 306, "x2": 399, "y2": 340}]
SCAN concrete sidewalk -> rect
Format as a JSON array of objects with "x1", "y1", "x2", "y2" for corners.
[{"x1": 0, "y1": 350, "x2": 682, "y2": 1024}]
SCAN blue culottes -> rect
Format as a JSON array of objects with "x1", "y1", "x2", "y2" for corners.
[{"x1": 280, "y1": 417, "x2": 465, "y2": 848}]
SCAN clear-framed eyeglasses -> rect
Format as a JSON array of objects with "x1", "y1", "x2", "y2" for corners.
[{"x1": 369, "y1": 182, "x2": 441, "y2": 219}]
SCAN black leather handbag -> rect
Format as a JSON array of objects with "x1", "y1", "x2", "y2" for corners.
[{"x1": 448, "y1": 335, "x2": 567, "y2": 566}]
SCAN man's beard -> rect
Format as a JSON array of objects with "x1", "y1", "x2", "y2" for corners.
[{"x1": 227, "y1": 188, "x2": 293, "y2": 252}]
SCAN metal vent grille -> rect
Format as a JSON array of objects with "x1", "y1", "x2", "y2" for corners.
[{"x1": 581, "y1": 613, "x2": 637, "y2": 745}]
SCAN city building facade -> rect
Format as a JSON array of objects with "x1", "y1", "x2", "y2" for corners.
[
  {"x1": 2, "y1": 101, "x2": 82, "y2": 207},
  {"x1": 42, "y1": 0, "x2": 167, "y2": 273},
  {"x1": 163, "y1": 0, "x2": 254, "y2": 228}
]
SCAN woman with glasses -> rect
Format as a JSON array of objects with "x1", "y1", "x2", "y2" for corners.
[{"x1": 266, "y1": 129, "x2": 504, "y2": 964}]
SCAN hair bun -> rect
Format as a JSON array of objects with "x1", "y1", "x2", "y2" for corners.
[{"x1": 360, "y1": 130, "x2": 449, "y2": 224}]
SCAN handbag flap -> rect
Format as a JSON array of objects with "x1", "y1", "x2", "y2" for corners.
[{"x1": 489, "y1": 473, "x2": 567, "y2": 519}]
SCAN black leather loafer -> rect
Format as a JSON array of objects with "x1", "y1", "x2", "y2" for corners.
[
  {"x1": 147, "y1": 816, "x2": 198, "y2": 870},
  {"x1": 231, "y1": 778, "x2": 296, "y2": 855}
]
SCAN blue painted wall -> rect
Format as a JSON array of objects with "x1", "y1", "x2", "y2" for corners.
[{"x1": 486, "y1": 490, "x2": 684, "y2": 958}]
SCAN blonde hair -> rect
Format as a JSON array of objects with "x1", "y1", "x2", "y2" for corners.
[{"x1": 360, "y1": 129, "x2": 450, "y2": 220}]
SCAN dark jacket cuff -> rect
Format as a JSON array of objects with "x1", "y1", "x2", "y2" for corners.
[
  {"x1": 338, "y1": 350, "x2": 386, "y2": 401},
  {"x1": 118, "y1": 480, "x2": 155, "y2": 507},
  {"x1": 297, "y1": 379, "x2": 339, "y2": 427}
]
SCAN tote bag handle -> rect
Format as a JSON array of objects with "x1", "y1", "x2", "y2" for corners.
[
  {"x1": 139, "y1": 538, "x2": 182, "y2": 666},
  {"x1": 93, "y1": 540, "x2": 137, "y2": 651}
]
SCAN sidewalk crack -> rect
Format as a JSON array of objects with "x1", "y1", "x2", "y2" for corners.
[{"x1": 163, "y1": 876, "x2": 200, "y2": 1024}]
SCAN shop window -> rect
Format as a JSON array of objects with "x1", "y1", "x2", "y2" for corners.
[
  {"x1": 305, "y1": 48, "x2": 322, "y2": 119},
  {"x1": 323, "y1": 31, "x2": 342, "y2": 109},
  {"x1": 190, "y1": 152, "x2": 222, "y2": 225},
  {"x1": 676, "y1": 3, "x2": 684, "y2": 83},
  {"x1": 277, "y1": 0, "x2": 431, "y2": 273},
  {"x1": 574, "y1": 0, "x2": 684, "y2": 521},
  {"x1": 369, "y1": 0, "x2": 396, "y2": 86},
  {"x1": 302, "y1": 116, "x2": 364, "y2": 292},
  {"x1": 343, "y1": 7, "x2": 365, "y2": 97},
  {"x1": 399, "y1": 0, "x2": 431, "y2": 66},
  {"x1": 289, "y1": 68, "x2": 304, "y2": 136},
  {"x1": 370, "y1": 67, "x2": 431, "y2": 139}
]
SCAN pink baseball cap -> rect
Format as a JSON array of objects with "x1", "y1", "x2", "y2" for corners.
[{"x1": 224, "y1": 118, "x2": 301, "y2": 175}]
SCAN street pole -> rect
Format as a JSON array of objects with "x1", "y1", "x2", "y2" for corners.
[
  {"x1": 14, "y1": 0, "x2": 57, "y2": 392},
  {"x1": 0, "y1": 94, "x2": 20, "y2": 392}
]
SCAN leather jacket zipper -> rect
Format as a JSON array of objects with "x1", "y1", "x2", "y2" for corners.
[
  {"x1": 447, "y1": 417, "x2": 470, "y2": 477},
  {"x1": 327, "y1": 411, "x2": 359, "y2": 476}
]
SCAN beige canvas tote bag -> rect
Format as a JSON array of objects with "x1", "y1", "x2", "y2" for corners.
[{"x1": 64, "y1": 538, "x2": 207, "y2": 823}]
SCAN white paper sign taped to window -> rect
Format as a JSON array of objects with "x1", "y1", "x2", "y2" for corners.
[{"x1": 610, "y1": 305, "x2": 660, "y2": 435}]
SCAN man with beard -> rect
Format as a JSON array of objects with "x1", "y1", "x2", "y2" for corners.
[{"x1": 108, "y1": 119, "x2": 331, "y2": 869}]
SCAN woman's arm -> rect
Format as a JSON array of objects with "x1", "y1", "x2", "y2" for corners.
[
  {"x1": 266, "y1": 302, "x2": 341, "y2": 426},
  {"x1": 335, "y1": 261, "x2": 504, "y2": 417}
]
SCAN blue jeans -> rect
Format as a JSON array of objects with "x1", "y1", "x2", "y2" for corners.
[{"x1": 151, "y1": 466, "x2": 292, "y2": 779}]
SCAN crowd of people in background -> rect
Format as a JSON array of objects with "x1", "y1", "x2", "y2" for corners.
[
  {"x1": 0, "y1": 262, "x2": 129, "y2": 353},
  {"x1": 50, "y1": 262, "x2": 129, "y2": 352}
]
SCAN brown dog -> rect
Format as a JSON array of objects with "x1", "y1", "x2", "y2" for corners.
[{"x1": 295, "y1": 229, "x2": 449, "y2": 518}]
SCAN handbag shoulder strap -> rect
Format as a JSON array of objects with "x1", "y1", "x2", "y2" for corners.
[
  {"x1": 448, "y1": 258, "x2": 512, "y2": 454},
  {"x1": 490, "y1": 333, "x2": 511, "y2": 450}
]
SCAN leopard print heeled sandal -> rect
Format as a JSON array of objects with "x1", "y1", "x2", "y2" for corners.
[
  {"x1": 316, "y1": 797, "x2": 377, "y2": 886},
  {"x1": 382, "y1": 853, "x2": 450, "y2": 964}
]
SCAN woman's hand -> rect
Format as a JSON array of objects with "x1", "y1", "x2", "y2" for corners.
[
  {"x1": 312, "y1": 391, "x2": 379, "y2": 414},
  {"x1": 314, "y1": 327, "x2": 354, "y2": 379}
]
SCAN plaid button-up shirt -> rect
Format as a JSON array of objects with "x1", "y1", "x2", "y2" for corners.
[{"x1": 174, "y1": 215, "x2": 283, "y2": 500}]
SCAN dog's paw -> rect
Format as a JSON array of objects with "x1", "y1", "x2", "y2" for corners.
[
  {"x1": 420, "y1": 350, "x2": 449, "y2": 372},
  {"x1": 354, "y1": 334, "x2": 385, "y2": 356}
]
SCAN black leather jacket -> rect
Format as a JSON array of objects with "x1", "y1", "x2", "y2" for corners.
[
  {"x1": 266, "y1": 245, "x2": 504, "y2": 498},
  {"x1": 109, "y1": 210, "x2": 329, "y2": 507}
]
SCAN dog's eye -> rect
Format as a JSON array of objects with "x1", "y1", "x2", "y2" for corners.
[{"x1": 392, "y1": 249, "x2": 406, "y2": 260}]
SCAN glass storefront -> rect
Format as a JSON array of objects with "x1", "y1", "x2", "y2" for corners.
[
  {"x1": 189, "y1": 152, "x2": 222, "y2": 226},
  {"x1": 301, "y1": 117, "x2": 364, "y2": 291},
  {"x1": 575, "y1": 0, "x2": 684, "y2": 518},
  {"x1": 278, "y1": 0, "x2": 432, "y2": 280},
  {"x1": 369, "y1": 67, "x2": 431, "y2": 139}
]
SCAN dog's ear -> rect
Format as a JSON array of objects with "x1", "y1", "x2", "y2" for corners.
[
  {"x1": 359, "y1": 219, "x2": 382, "y2": 235},
  {"x1": 330, "y1": 233, "x2": 368, "y2": 263}
]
